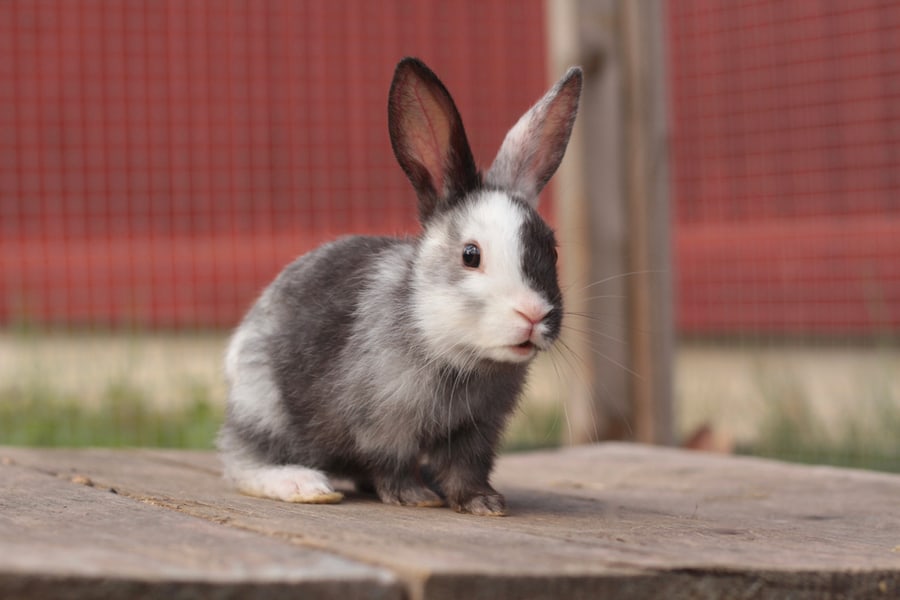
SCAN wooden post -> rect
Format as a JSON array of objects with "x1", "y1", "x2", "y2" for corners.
[
  {"x1": 548, "y1": 0, "x2": 673, "y2": 445},
  {"x1": 547, "y1": 0, "x2": 599, "y2": 444},
  {"x1": 620, "y1": 0, "x2": 674, "y2": 445}
]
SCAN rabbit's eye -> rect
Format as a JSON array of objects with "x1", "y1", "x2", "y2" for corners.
[{"x1": 462, "y1": 243, "x2": 481, "y2": 269}]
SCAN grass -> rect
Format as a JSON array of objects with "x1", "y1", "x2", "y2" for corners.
[
  {"x1": 740, "y1": 373, "x2": 900, "y2": 473},
  {"x1": 502, "y1": 401, "x2": 565, "y2": 452},
  {"x1": 0, "y1": 379, "x2": 221, "y2": 449},
  {"x1": 3, "y1": 333, "x2": 898, "y2": 474},
  {"x1": 4, "y1": 375, "x2": 899, "y2": 476},
  {"x1": 0, "y1": 377, "x2": 563, "y2": 452}
]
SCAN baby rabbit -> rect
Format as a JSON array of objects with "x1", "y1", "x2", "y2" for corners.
[{"x1": 218, "y1": 57, "x2": 582, "y2": 516}]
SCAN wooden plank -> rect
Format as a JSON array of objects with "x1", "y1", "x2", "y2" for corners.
[
  {"x1": 2, "y1": 444, "x2": 898, "y2": 599},
  {"x1": 0, "y1": 461, "x2": 400, "y2": 600}
]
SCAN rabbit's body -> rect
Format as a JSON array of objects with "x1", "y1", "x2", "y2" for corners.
[
  {"x1": 221, "y1": 230, "x2": 527, "y2": 475},
  {"x1": 219, "y1": 59, "x2": 582, "y2": 515}
]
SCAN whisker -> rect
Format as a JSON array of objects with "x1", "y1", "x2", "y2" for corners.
[
  {"x1": 547, "y1": 345, "x2": 578, "y2": 443},
  {"x1": 548, "y1": 337, "x2": 636, "y2": 441},
  {"x1": 560, "y1": 323, "x2": 627, "y2": 345},
  {"x1": 543, "y1": 355, "x2": 568, "y2": 444},
  {"x1": 585, "y1": 346, "x2": 644, "y2": 380},
  {"x1": 581, "y1": 294, "x2": 628, "y2": 301},
  {"x1": 563, "y1": 311, "x2": 657, "y2": 336},
  {"x1": 576, "y1": 270, "x2": 666, "y2": 292}
]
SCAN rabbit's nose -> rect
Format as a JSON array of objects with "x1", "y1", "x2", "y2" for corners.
[{"x1": 515, "y1": 305, "x2": 550, "y2": 326}]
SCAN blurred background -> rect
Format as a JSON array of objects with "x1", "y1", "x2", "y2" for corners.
[{"x1": 1, "y1": 1, "x2": 898, "y2": 471}]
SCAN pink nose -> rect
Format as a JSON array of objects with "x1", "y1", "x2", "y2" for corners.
[{"x1": 516, "y1": 306, "x2": 549, "y2": 326}]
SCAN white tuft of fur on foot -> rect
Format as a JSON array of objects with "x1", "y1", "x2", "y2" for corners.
[{"x1": 230, "y1": 465, "x2": 344, "y2": 504}]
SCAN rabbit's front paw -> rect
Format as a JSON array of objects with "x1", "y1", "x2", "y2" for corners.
[
  {"x1": 376, "y1": 478, "x2": 445, "y2": 508},
  {"x1": 455, "y1": 492, "x2": 507, "y2": 516},
  {"x1": 234, "y1": 465, "x2": 344, "y2": 504}
]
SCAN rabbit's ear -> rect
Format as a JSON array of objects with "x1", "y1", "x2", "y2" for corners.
[
  {"x1": 486, "y1": 67, "x2": 582, "y2": 207},
  {"x1": 389, "y1": 58, "x2": 480, "y2": 222}
]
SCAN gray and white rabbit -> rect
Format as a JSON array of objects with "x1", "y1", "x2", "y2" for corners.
[{"x1": 218, "y1": 57, "x2": 582, "y2": 516}]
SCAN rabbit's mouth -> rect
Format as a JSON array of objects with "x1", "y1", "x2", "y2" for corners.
[
  {"x1": 508, "y1": 340, "x2": 536, "y2": 357},
  {"x1": 486, "y1": 340, "x2": 539, "y2": 363}
]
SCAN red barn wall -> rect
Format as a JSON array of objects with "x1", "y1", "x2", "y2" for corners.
[
  {"x1": 0, "y1": 1, "x2": 548, "y2": 328},
  {"x1": 2, "y1": 1, "x2": 898, "y2": 337},
  {"x1": 668, "y1": 1, "x2": 900, "y2": 336}
]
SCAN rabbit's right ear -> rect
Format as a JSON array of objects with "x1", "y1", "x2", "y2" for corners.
[{"x1": 389, "y1": 58, "x2": 480, "y2": 222}]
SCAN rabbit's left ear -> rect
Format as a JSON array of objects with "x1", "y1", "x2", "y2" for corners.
[{"x1": 486, "y1": 67, "x2": 582, "y2": 207}]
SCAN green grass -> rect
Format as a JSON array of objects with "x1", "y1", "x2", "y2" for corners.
[
  {"x1": 3, "y1": 353, "x2": 898, "y2": 475},
  {"x1": 6, "y1": 374, "x2": 898, "y2": 476},
  {"x1": 0, "y1": 380, "x2": 221, "y2": 448},
  {"x1": 502, "y1": 401, "x2": 565, "y2": 452},
  {"x1": 741, "y1": 374, "x2": 900, "y2": 473},
  {"x1": 1, "y1": 375, "x2": 566, "y2": 452}
]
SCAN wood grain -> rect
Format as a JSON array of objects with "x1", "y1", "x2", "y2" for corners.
[
  {"x1": 0, "y1": 461, "x2": 399, "y2": 600},
  {"x1": 2, "y1": 443, "x2": 898, "y2": 599}
]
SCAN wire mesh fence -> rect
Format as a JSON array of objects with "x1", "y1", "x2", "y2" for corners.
[
  {"x1": 1, "y1": 1, "x2": 898, "y2": 471},
  {"x1": 0, "y1": 0, "x2": 559, "y2": 450},
  {"x1": 670, "y1": 0, "x2": 899, "y2": 337},
  {"x1": 0, "y1": 0, "x2": 549, "y2": 329},
  {"x1": 668, "y1": 0, "x2": 900, "y2": 470}
]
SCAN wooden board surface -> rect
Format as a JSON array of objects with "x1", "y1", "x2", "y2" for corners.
[
  {"x1": 2, "y1": 443, "x2": 899, "y2": 599},
  {"x1": 0, "y1": 461, "x2": 399, "y2": 599}
]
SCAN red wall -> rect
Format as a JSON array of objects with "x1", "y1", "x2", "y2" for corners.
[
  {"x1": 3, "y1": 1, "x2": 899, "y2": 336},
  {"x1": 0, "y1": 1, "x2": 548, "y2": 327},
  {"x1": 668, "y1": 1, "x2": 900, "y2": 335}
]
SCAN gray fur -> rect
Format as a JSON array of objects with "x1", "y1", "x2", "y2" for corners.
[
  {"x1": 219, "y1": 235, "x2": 529, "y2": 508},
  {"x1": 219, "y1": 58, "x2": 581, "y2": 515}
]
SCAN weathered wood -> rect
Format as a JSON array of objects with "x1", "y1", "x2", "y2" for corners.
[
  {"x1": 2, "y1": 444, "x2": 898, "y2": 599},
  {"x1": 547, "y1": 0, "x2": 598, "y2": 446},
  {"x1": 619, "y1": 0, "x2": 674, "y2": 445},
  {"x1": 0, "y1": 466, "x2": 400, "y2": 599},
  {"x1": 0, "y1": 461, "x2": 400, "y2": 600},
  {"x1": 548, "y1": 0, "x2": 674, "y2": 444},
  {"x1": 556, "y1": 0, "x2": 635, "y2": 444}
]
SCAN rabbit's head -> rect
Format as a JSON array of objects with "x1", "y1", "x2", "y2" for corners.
[{"x1": 388, "y1": 58, "x2": 582, "y2": 367}]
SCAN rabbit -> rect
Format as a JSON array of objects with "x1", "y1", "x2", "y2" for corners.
[{"x1": 218, "y1": 57, "x2": 582, "y2": 516}]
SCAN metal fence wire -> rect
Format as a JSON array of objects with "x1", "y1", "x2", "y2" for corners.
[
  {"x1": 669, "y1": 0, "x2": 900, "y2": 470},
  {"x1": 1, "y1": 1, "x2": 898, "y2": 470},
  {"x1": 0, "y1": 1, "x2": 549, "y2": 328}
]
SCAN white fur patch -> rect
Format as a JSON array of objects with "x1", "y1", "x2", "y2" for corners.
[
  {"x1": 342, "y1": 244, "x2": 440, "y2": 458},
  {"x1": 226, "y1": 463, "x2": 343, "y2": 504},
  {"x1": 412, "y1": 191, "x2": 554, "y2": 366},
  {"x1": 223, "y1": 306, "x2": 290, "y2": 438}
]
